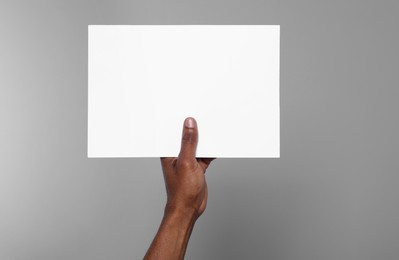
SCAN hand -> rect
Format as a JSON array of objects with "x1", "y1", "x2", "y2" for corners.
[
  {"x1": 144, "y1": 117, "x2": 215, "y2": 260},
  {"x1": 161, "y1": 117, "x2": 214, "y2": 219}
]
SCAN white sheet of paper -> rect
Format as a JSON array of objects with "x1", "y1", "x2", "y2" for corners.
[{"x1": 88, "y1": 25, "x2": 279, "y2": 158}]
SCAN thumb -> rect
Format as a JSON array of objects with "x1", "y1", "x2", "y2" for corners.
[{"x1": 178, "y1": 117, "x2": 198, "y2": 163}]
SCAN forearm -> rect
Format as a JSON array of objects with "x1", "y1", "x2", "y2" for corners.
[{"x1": 144, "y1": 208, "x2": 197, "y2": 260}]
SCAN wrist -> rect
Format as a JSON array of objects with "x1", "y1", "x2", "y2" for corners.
[
  {"x1": 164, "y1": 204, "x2": 199, "y2": 222},
  {"x1": 144, "y1": 204, "x2": 197, "y2": 259}
]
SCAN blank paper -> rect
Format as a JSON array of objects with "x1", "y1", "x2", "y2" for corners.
[{"x1": 88, "y1": 25, "x2": 280, "y2": 158}]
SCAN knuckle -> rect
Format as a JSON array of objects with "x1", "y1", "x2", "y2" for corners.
[
  {"x1": 182, "y1": 132, "x2": 194, "y2": 144},
  {"x1": 176, "y1": 159, "x2": 193, "y2": 169}
]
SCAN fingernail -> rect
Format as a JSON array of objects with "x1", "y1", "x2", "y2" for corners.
[{"x1": 184, "y1": 117, "x2": 195, "y2": 128}]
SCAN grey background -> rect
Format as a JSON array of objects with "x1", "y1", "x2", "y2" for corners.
[{"x1": 1, "y1": 0, "x2": 398, "y2": 259}]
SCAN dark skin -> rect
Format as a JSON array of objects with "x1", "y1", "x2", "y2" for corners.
[{"x1": 144, "y1": 117, "x2": 215, "y2": 260}]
